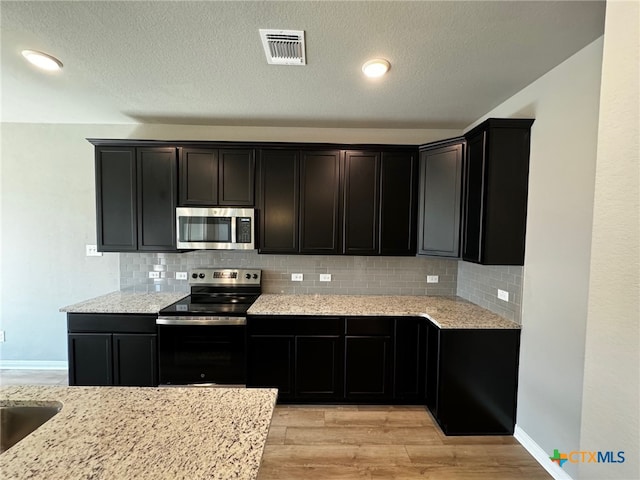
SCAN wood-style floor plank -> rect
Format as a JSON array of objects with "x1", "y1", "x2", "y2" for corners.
[{"x1": 284, "y1": 426, "x2": 442, "y2": 445}]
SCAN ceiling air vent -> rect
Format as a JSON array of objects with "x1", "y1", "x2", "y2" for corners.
[{"x1": 259, "y1": 29, "x2": 306, "y2": 66}]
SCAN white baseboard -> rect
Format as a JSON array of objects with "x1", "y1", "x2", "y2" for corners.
[
  {"x1": 514, "y1": 425, "x2": 574, "y2": 480},
  {"x1": 0, "y1": 360, "x2": 68, "y2": 370}
]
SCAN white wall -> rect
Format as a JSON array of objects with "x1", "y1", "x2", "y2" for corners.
[
  {"x1": 579, "y1": 1, "x2": 639, "y2": 478},
  {"x1": 465, "y1": 37, "x2": 604, "y2": 479},
  {"x1": 0, "y1": 123, "x2": 459, "y2": 363}
]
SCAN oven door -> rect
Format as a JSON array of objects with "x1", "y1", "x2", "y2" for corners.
[
  {"x1": 157, "y1": 319, "x2": 246, "y2": 386},
  {"x1": 176, "y1": 207, "x2": 254, "y2": 250}
]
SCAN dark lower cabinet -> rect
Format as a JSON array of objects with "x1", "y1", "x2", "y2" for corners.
[
  {"x1": 394, "y1": 317, "x2": 425, "y2": 401},
  {"x1": 426, "y1": 324, "x2": 521, "y2": 435},
  {"x1": 295, "y1": 336, "x2": 342, "y2": 400},
  {"x1": 246, "y1": 335, "x2": 294, "y2": 400},
  {"x1": 345, "y1": 336, "x2": 392, "y2": 401},
  {"x1": 67, "y1": 314, "x2": 157, "y2": 387}
]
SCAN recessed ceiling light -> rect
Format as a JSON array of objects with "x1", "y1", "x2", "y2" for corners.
[
  {"x1": 362, "y1": 58, "x2": 390, "y2": 78},
  {"x1": 21, "y1": 50, "x2": 63, "y2": 71}
]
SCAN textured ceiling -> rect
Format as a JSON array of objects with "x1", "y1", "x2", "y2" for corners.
[{"x1": 0, "y1": 1, "x2": 605, "y2": 128}]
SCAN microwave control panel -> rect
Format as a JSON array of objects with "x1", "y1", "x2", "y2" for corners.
[{"x1": 236, "y1": 217, "x2": 252, "y2": 243}]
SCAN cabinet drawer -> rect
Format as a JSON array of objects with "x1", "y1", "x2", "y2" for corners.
[
  {"x1": 68, "y1": 314, "x2": 157, "y2": 333},
  {"x1": 346, "y1": 317, "x2": 394, "y2": 336},
  {"x1": 247, "y1": 316, "x2": 343, "y2": 335}
]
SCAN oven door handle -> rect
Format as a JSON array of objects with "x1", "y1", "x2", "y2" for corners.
[{"x1": 156, "y1": 316, "x2": 246, "y2": 326}]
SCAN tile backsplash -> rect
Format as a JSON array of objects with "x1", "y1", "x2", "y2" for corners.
[
  {"x1": 456, "y1": 261, "x2": 524, "y2": 323},
  {"x1": 120, "y1": 251, "x2": 458, "y2": 296}
]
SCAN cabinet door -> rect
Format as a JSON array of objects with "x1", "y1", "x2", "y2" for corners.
[
  {"x1": 219, "y1": 149, "x2": 255, "y2": 206},
  {"x1": 258, "y1": 150, "x2": 299, "y2": 253},
  {"x1": 137, "y1": 147, "x2": 177, "y2": 251},
  {"x1": 462, "y1": 132, "x2": 485, "y2": 263},
  {"x1": 394, "y1": 318, "x2": 424, "y2": 401},
  {"x1": 295, "y1": 335, "x2": 343, "y2": 400},
  {"x1": 178, "y1": 148, "x2": 218, "y2": 205},
  {"x1": 299, "y1": 150, "x2": 341, "y2": 254},
  {"x1": 113, "y1": 334, "x2": 157, "y2": 387},
  {"x1": 418, "y1": 142, "x2": 464, "y2": 257},
  {"x1": 343, "y1": 151, "x2": 379, "y2": 255},
  {"x1": 344, "y1": 336, "x2": 393, "y2": 400},
  {"x1": 95, "y1": 147, "x2": 137, "y2": 252},
  {"x1": 424, "y1": 321, "x2": 440, "y2": 414},
  {"x1": 68, "y1": 333, "x2": 113, "y2": 386},
  {"x1": 380, "y1": 151, "x2": 418, "y2": 255},
  {"x1": 247, "y1": 336, "x2": 294, "y2": 400}
]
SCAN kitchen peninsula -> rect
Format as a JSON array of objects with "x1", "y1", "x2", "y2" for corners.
[{"x1": 0, "y1": 385, "x2": 277, "y2": 479}]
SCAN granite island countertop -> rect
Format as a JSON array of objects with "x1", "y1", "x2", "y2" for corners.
[
  {"x1": 0, "y1": 385, "x2": 278, "y2": 480},
  {"x1": 60, "y1": 291, "x2": 188, "y2": 314},
  {"x1": 247, "y1": 294, "x2": 520, "y2": 329}
]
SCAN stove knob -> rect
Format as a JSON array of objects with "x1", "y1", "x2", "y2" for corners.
[
  {"x1": 245, "y1": 273, "x2": 251, "y2": 279},
  {"x1": 191, "y1": 273, "x2": 198, "y2": 279},
  {"x1": 252, "y1": 274, "x2": 258, "y2": 279},
  {"x1": 199, "y1": 273, "x2": 205, "y2": 279}
]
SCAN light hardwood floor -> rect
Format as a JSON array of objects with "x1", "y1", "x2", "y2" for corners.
[{"x1": 0, "y1": 370, "x2": 551, "y2": 479}]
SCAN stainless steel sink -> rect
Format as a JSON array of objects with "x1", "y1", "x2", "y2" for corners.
[{"x1": 0, "y1": 403, "x2": 62, "y2": 453}]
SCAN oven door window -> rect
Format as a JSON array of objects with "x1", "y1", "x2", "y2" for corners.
[{"x1": 179, "y1": 217, "x2": 232, "y2": 243}]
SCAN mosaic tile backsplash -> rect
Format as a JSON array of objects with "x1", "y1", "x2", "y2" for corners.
[{"x1": 119, "y1": 251, "x2": 458, "y2": 296}]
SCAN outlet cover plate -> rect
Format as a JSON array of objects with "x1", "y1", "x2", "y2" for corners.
[
  {"x1": 0, "y1": 330, "x2": 5, "y2": 342},
  {"x1": 498, "y1": 289, "x2": 509, "y2": 302},
  {"x1": 149, "y1": 272, "x2": 160, "y2": 279},
  {"x1": 291, "y1": 273, "x2": 303, "y2": 282},
  {"x1": 427, "y1": 275, "x2": 439, "y2": 284},
  {"x1": 319, "y1": 274, "x2": 332, "y2": 282},
  {"x1": 86, "y1": 245, "x2": 103, "y2": 257},
  {"x1": 175, "y1": 272, "x2": 188, "y2": 280}
]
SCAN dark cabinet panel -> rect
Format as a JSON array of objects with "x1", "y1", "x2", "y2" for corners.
[
  {"x1": 178, "y1": 148, "x2": 218, "y2": 206},
  {"x1": 113, "y1": 334, "x2": 157, "y2": 386},
  {"x1": 394, "y1": 318, "x2": 424, "y2": 401},
  {"x1": 462, "y1": 119, "x2": 534, "y2": 265},
  {"x1": 426, "y1": 325, "x2": 521, "y2": 435},
  {"x1": 219, "y1": 149, "x2": 255, "y2": 206},
  {"x1": 246, "y1": 335, "x2": 294, "y2": 400},
  {"x1": 418, "y1": 140, "x2": 464, "y2": 257},
  {"x1": 295, "y1": 336, "x2": 342, "y2": 400},
  {"x1": 67, "y1": 314, "x2": 158, "y2": 387},
  {"x1": 68, "y1": 333, "x2": 112, "y2": 386},
  {"x1": 95, "y1": 147, "x2": 137, "y2": 252},
  {"x1": 343, "y1": 151, "x2": 380, "y2": 255},
  {"x1": 137, "y1": 147, "x2": 177, "y2": 251},
  {"x1": 299, "y1": 150, "x2": 341, "y2": 254},
  {"x1": 258, "y1": 150, "x2": 299, "y2": 253},
  {"x1": 344, "y1": 336, "x2": 393, "y2": 401},
  {"x1": 380, "y1": 151, "x2": 418, "y2": 255},
  {"x1": 425, "y1": 321, "x2": 440, "y2": 414}
]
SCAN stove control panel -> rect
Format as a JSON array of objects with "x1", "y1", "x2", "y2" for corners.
[{"x1": 188, "y1": 268, "x2": 261, "y2": 286}]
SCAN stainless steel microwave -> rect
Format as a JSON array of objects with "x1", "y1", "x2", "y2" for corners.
[{"x1": 176, "y1": 207, "x2": 255, "y2": 250}]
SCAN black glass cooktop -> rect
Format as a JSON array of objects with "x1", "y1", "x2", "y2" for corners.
[{"x1": 159, "y1": 294, "x2": 260, "y2": 316}]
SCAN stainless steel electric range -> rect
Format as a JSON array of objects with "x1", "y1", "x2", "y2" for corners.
[{"x1": 156, "y1": 268, "x2": 261, "y2": 386}]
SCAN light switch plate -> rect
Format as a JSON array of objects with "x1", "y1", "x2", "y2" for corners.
[
  {"x1": 291, "y1": 273, "x2": 303, "y2": 281},
  {"x1": 0, "y1": 330, "x2": 5, "y2": 343},
  {"x1": 86, "y1": 244, "x2": 103, "y2": 257},
  {"x1": 498, "y1": 289, "x2": 510, "y2": 302},
  {"x1": 175, "y1": 272, "x2": 188, "y2": 280},
  {"x1": 319, "y1": 274, "x2": 332, "y2": 282},
  {"x1": 427, "y1": 275, "x2": 439, "y2": 284},
  {"x1": 149, "y1": 272, "x2": 160, "y2": 279}
]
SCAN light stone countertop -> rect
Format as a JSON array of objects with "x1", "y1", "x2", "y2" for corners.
[
  {"x1": 247, "y1": 294, "x2": 520, "y2": 329},
  {"x1": 59, "y1": 291, "x2": 188, "y2": 314},
  {"x1": 0, "y1": 385, "x2": 278, "y2": 480}
]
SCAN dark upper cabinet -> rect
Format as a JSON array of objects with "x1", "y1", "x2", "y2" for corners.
[
  {"x1": 418, "y1": 139, "x2": 465, "y2": 257},
  {"x1": 258, "y1": 149, "x2": 299, "y2": 253},
  {"x1": 178, "y1": 148, "x2": 254, "y2": 206},
  {"x1": 379, "y1": 151, "x2": 418, "y2": 255},
  {"x1": 179, "y1": 148, "x2": 218, "y2": 205},
  {"x1": 462, "y1": 118, "x2": 534, "y2": 265},
  {"x1": 299, "y1": 150, "x2": 342, "y2": 254},
  {"x1": 95, "y1": 147, "x2": 137, "y2": 252},
  {"x1": 137, "y1": 148, "x2": 177, "y2": 251},
  {"x1": 343, "y1": 151, "x2": 380, "y2": 255}
]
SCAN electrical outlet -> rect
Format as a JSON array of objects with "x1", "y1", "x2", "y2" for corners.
[
  {"x1": 319, "y1": 274, "x2": 332, "y2": 282},
  {"x1": 86, "y1": 244, "x2": 103, "y2": 257},
  {"x1": 175, "y1": 272, "x2": 188, "y2": 280},
  {"x1": 0, "y1": 330, "x2": 5, "y2": 342},
  {"x1": 149, "y1": 272, "x2": 160, "y2": 279},
  {"x1": 498, "y1": 289, "x2": 510, "y2": 302},
  {"x1": 427, "y1": 275, "x2": 439, "y2": 284},
  {"x1": 291, "y1": 273, "x2": 303, "y2": 282}
]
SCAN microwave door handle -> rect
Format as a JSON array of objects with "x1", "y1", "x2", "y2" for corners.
[{"x1": 230, "y1": 216, "x2": 237, "y2": 244}]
